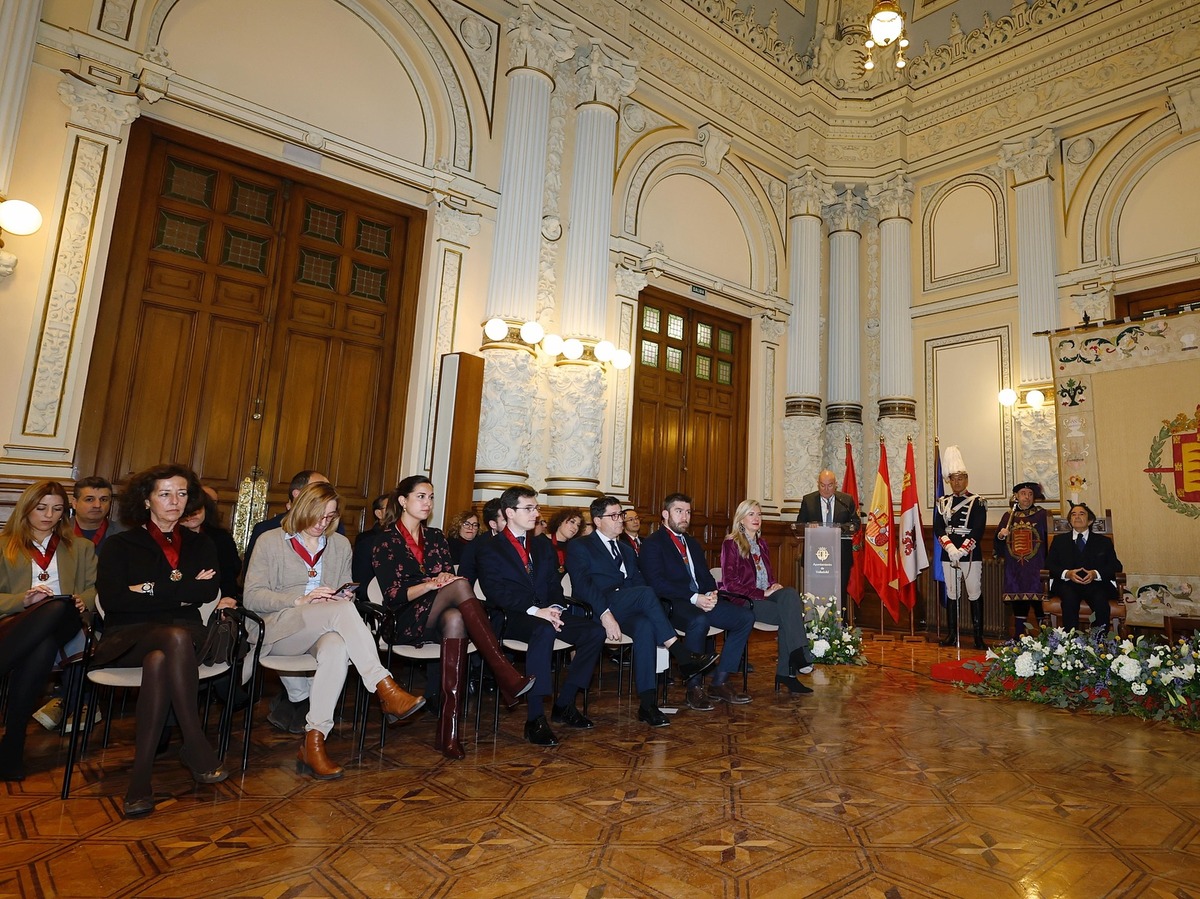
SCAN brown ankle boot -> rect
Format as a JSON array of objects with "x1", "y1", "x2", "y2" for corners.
[
  {"x1": 297, "y1": 730, "x2": 343, "y2": 780},
  {"x1": 456, "y1": 597, "x2": 535, "y2": 708},
  {"x1": 436, "y1": 638, "x2": 467, "y2": 760},
  {"x1": 375, "y1": 676, "x2": 425, "y2": 722}
]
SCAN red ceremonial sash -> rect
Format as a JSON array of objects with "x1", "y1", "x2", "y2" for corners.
[
  {"x1": 504, "y1": 528, "x2": 533, "y2": 574},
  {"x1": 31, "y1": 533, "x2": 61, "y2": 577},
  {"x1": 289, "y1": 536, "x2": 325, "y2": 575},
  {"x1": 667, "y1": 530, "x2": 689, "y2": 563},
  {"x1": 73, "y1": 518, "x2": 108, "y2": 547},
  {"x1": 146, "y1": 520, "x2": 181, "y2": 570}
]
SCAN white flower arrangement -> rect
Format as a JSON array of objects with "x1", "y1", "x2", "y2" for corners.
[{"x1": 799, "y1": 595, "x2": 866, "y2": 666}]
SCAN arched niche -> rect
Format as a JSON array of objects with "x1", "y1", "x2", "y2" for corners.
[
  {"x1": 1114, "y1": 137, "x2": 1200, "y2": 265},
  {"x1": 639, "y1": 172, "x2": 752, "y2": 288},
  {"x1": 922, "y1": 173, "x2": 1007, "y2": 290}
]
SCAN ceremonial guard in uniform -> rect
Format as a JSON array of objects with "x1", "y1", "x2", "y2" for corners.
[
  {"x1": 994, "y1": 482, "x2": 1048, "y2": 639},
  {"x1": 934, "y1": 446, "x2": 988, "y2": 649}
]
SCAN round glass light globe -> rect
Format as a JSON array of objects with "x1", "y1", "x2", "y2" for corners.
[
  {"x1": 520, "y1": 320, "x2": 545, "y2": 344},
  {"x1": 0, "y1": 199, "x2": 43, "y2": 236},
  {"x1": 594, "y1": 340, "x2": 615, "y2": 362},
  {"x1": 562, "y1": 338, "x2": 584, "y2": 360},
  {"x1": 484, "y1": 318, "x2": 509, "y2": 341},
  {"x1": 611, "y1": 349, "x2": 632, "y2": 370},
  {"x1": 1025, "y1": 389, "x2": 1045, "y2": 408},
  {"x1": 998, "y1": 388, "x2": 1018, "y2": 407},
  {"x1": 541, "y1": 333, "x2": 564, "y2": 356}
]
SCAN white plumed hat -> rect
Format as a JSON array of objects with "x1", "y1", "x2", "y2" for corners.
[{"x1": 942, "y1": 445, "x2": 967, "y2": 476}]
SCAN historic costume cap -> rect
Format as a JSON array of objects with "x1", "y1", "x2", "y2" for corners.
[
  {"x1": 1011, "y1": 481, "x2": 1045, "y2": 501},
  {"x1": 942, "y1": 445, "x2": 967, "y2": 476}
]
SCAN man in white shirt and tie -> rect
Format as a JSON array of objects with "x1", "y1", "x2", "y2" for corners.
[
  {"x1": 1045, "y1": 503, "x2": 1123, "y2": 633},
  {"x1": 796, "y1": 470, "x2": 861, "y2": 607}
]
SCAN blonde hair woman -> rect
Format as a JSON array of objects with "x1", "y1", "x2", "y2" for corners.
[
  {"x1": 720, "y1": 499, "x2": 814, "y2": 694},
  {"x1": 0, "y1": 481, "x2": 95, "y2": 781},
  {"x1": 244, "y1": 482, "x2": 425, "y2": 781}
]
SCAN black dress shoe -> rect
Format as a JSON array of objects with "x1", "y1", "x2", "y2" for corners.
[
  {"x1": 686, "y1": 685, "x2": 714, "y2": 711},
  {"x1": 637, "y1": 705, "x2": 670, "y2": 727},
  {"x1": 775, "y1": 674, "x2": 813, "y2": 694},
  {"x1": 122, "y1": 795, "x2": 156, "y2": 819},
  {"x1": 524, "y1": 715, "x2": 559, "y2": 746},
  {"x1": 677, "y1": 651, "x2": 719, "y2": 681},
  {"x1": 551, "y1": 704, "x2": 594, "y2": 728}
]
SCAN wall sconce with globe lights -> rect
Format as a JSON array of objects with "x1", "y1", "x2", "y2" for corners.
[
  {"x1": 482, "y1": 317, "x2": 632, "y2": 369},
  {"x1": 863, "y1": 0, "x2": 909, "y2": 72},
  {"x1": 0, "y1": 198, "x2": 45, "y2": 278},
  {"x1": 998, "y1": 387, "x2": 1047, "y2": 409}
]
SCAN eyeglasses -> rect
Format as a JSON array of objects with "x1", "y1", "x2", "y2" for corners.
[
  {"x1": 516, "y1": 504, "x2": 540, "y2": 513},
  {"x1": 599, "y1": 512, "x2": 624, "y2": 520},
  {"x1": 317, "y1": 513, "x2": 338, "y2": 523},
  {"x1": 461, "y1": 522, "x2": 480, "y2": 530}
]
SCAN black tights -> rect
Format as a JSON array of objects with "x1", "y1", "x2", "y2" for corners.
[
  {"x1": 0, "y1": 600, "x2": 81, "y2": 776},
  {"x1": 425, "y1": 578, "x2": 475, "y2": 640},
  {"x1": 122, "y1": 626, "x2": 219, "y2": 800}
]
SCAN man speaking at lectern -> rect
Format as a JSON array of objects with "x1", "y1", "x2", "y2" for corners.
[{"x1": 796, "y1": 469, "x2": 860, "y2": 603}]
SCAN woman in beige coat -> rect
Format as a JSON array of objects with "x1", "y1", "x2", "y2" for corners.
[{"x1": 243, "y1": 482, "x2": 424, "y2": 780}]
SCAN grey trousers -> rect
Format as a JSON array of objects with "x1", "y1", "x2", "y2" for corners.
[{"x1": 752, "y1": 587, "x2": 812, "y2": 676}]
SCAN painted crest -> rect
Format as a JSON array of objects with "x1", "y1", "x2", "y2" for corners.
[{"x1": 1144, "y1": 406, "x2": 1200, "y2": 518}]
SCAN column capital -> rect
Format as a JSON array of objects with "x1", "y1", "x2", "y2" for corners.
[
  {"x1": 506, "y1": 3, "x2": 577, "y2": 76},
  {"x1": 432, "y1": 197, "x2": 481, "y2": 245},
  {"x1": 57, "y1": 77, "x2": 141, "y2": 137},
  {"x1": 614, "y1": 265, "x2": 648, "y2": 299},
  {"x1": 575, "y1": 41, "x2": 637, "y2": 110},
  {"x1": 788, "y1": 167, "x2": 834, "y2": 218},
  {"x1": 866, "y1": 170, "x2": 914, "y2": 221},
  {"x1": 824, "y1": 189, "x2": 866, "y2": 234},
  {"x1": 999, "y1": 128, "x2": 1058, "y2": 184}
]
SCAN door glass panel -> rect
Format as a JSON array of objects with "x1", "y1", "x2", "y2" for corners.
[
  {"x1": 643, "y1": 306, "x2": 661, "y2": 334},
  {"x1": 356, "y1": 219, "x2": 393, "y2": 256},
  {"x1": 641, "y1": 339, "x2": 659, "y2": 367},
  {"x1": 163, "y1": 159, "x2": 216, "y2": 207},
  {"x1": 717, "y1": 360, "x2": 732, "y2": 385},
  {"x1": 303, "y1": 203, "x2": 344, "y2": 244},
  {"x1": 696, "y1": 322, "x2": 712, "y2": 348},
  {"x1": 154, "y1": 211, "x2": 208, "y2": 258},
  {"x1": 696, "y1": 355, "x2": 712, "y2": 380},
  {"x1": 665, "y1": 346, "x2": 683, "y2": 373},
  {"x1": 350, "y1": 263, "x2": 388, "y2": 302},
  {"x1": 718, "y1": 329, "x2": 733, "y2": 354},
  {"x1": 297, "y1": 248, "x2": 339, "y2": 289},
  {"x1": 230, "y1": 180, "x2": 276, "y2": 223},
  {"x1": 667, "y1": 313, "x2": 684, "y2": 340},
  {"x1": 221, "y1": 229, "x2": 269, "y2": 273}
]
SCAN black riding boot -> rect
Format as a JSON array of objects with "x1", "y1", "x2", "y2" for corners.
[
  {"x1": 939, "y1": 601, "x2": 958, "y2": 647},
  {"x1": 970, "y1": 601, "x2": 986, "y2": 650}
]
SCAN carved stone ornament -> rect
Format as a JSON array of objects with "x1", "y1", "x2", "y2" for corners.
[
  {"x1": 57, "y1": 79, "x2": 142, "y2": 138},
  {"x1": 1168, "y1": 77, "x2": 1200, "y2": 133},
  {"x1": 434, "y1": 199, "x2": 481, "y2": 245},
  {"x1": 679, "y1": 0, "x2": 806, "y2": 80},
  {"x1": 824, "y1": 189, "x2": 866, "y2": 233},
  {"x1": 575, "y1": 42, "x2": 638, "y2": 109},
  {"x1": 614, "y1": 265, "x2": 648, "y2": 299},
  {"x1": 477, "y1": 349, "x2": 538, "y2": 476},
  {"x1": 824, "y1": 422, "x2": 863, "y2": 481},
  {"x1": 1016, "y1": 406, "x2": 1059, "y2": 499},
  {"x1": 697, "y1": 123, "x2": 731, "y2": 172},
  {"x1": 760, "y1": 314, "x2": 786, "y2": 344},
  {"x1": 429, "y1": 0, "x2": 500, "y2": 123},
  {"x1": 877, "y1": 419, "x2": 920, "y2": 488},
  {"x1": 782, "y1": 415, "x2": 825, "y2": 505},
  {"x1": 547, "y1": 364, "x2": 606, "y2": 482},
  {"x1": 98, "y1": 0, "x2": 136, "y2": 41},
  {"x1": 866, "y1": 171, "x2": 914, "y2": 221},
  {"x1": 506, "y1": 3, "x2": 577, "y2": 75},
  {"x1": 789, "y1": 167, "x2": 834, "y2": 218},
  {"x1": 999, "y1": 128, "x2": 1058, "y2": 185},
  {"x1": 1070, "y1": 288, "x2": 1112, "y2": 324},
  {"x1": 762, "y1": 344, "x2": 777, "y2": 502}
]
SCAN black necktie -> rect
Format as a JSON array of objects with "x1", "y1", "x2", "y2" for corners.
[
  {"x1": 1075, "y1": 533, "x2": 1085, "y2": 555},
  {"x1": 609, "y1": 540, "x2": 622, "y2": 562}
]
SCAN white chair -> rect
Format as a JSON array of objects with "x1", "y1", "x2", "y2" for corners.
[{"x1": 712, "y1": 566, "x2": 773, "y2": 691}]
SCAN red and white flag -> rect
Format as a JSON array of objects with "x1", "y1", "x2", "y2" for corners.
[
  {"x1": 863, "y1": 442, "x2": 900, "y2": 623},
  {"x1": 842, "y1": 441, "x2": 864, "y2": 605},
  {"x1": 896, "y1": 439, "x2": 929, "y2": 610}
]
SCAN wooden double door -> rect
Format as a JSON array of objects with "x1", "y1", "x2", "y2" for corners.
[
  {"x1": 77, "y1": 121, "x2": 425, "y2": 532},
  {"x1": 628, "y1": 287, "x2": 748, "y2": 558}
]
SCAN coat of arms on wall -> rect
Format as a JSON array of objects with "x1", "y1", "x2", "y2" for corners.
[{"x1": 1144, "y1": 405, "x2": 1200, "y2": 518}]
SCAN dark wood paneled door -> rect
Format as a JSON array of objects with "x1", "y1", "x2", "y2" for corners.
[
  {"x1": 628, "y1": 287, "x2": 748, "y2": 558},
  {"x1": 77, "y1": 121, "x2": 424, "y2": 532}
]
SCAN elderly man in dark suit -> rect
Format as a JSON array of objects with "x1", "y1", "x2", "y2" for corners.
[
  {"x1": 477, "y1": 486, "x2": 605, "y2": 746},
  {"x1": 640, "y1": 492, "x2": 753, "y2": 710},
  {"x1": 1046, "y1": 503, "x2": 1123, "y2": 633},
  {"x1": 796, "y1": 469, "x2": 860, "y2": 604},
  {"x1": 566, "y1": 496, "x2": 718, "y2": 727}
]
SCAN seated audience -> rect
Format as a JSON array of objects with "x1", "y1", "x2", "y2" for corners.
[
  {"x1": 0, "y1": 481, "x2": 96, "y2": 781},
  {"x1": 92, "y1": 465, "x2": 231, "y2": 818},
  {"x1": 641, "y1": 493, "x2": 753, "y2": 710},
  {"x1": 477, "y1": 487, "x2": 604, "y2": 745},
  {"x1": 721, "y1": 499, "x2": 814, "y2": 695},
  {"x1": 1045, "y1": 502, "x2": 1123, "y2": 634},
  {"x1": 445, "y1": 510, "x2": 480, "y2": 566},
  {"x1": 181, "y1": 488, "x2": 241, "y2": 602},
  {"x1": 619, "y1": 508, "x2": 644, "y2": 554},
  {"x1": 70, "y1": 475, "x2": 124, "y2": 551},
  {"x1": 242, "y1": 470, "x2": 336, "y2": 575},
  {"x1": 457, "y1": 498, "x2": 503, "y2": 586},
  {"x1": 566, "y1": 496, "x2": 718, "y2": 728},
  {"x1": 547, "y1": 508, "x2": 582, "y2": 574},
  {"x1": 373, "y1": 476, "x2": 533, "y2": 760},
  {"x1": 351, "y1": 494, "x2": 389, "y2": 602},
  {"x1": 244, "y1": 482, "x2": 424, "y2": 780}
]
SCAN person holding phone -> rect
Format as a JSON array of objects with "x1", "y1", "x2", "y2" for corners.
[
  {"x1": 244, "y1": 482, "x2": 425, "y2": 781},
  {"x1": 0, "y1": 480, "x2": 96, "y2": 781}
]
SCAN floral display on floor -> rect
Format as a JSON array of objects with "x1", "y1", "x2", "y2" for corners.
[
  {"x1": 965, "y1": 627, "x2": 1200, "y2": 729},
  {"x1": 802, "y1": 595, "x2": 867, "y2": 666}
]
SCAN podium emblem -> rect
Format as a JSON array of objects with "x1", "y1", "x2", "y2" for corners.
[{"x1": 816, "y1": 547, "x2": 830, "y2": 562}]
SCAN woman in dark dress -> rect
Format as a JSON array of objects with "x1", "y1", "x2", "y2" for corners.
[
  {"x1": 94, "y1": 464, "x2": 234, "y2": 818},
  {"x1": 546, "y1": 509, "x2": 581, "y2": 575},
  {"x1": 373, "y1": 476, "x2": 533, "y2": 759},
  {"x1": 444, "y1": 510, "x2": 479, "y2": 566},
  {"x1": 180, "y1": 489, "x2": 241, "y2": 602}
]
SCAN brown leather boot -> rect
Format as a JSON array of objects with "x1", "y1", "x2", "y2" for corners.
[
  {"x1": 436, "y1": 638, "x2": 466, "y2": 760},
  {"x1": 296, "y1": 730, "x2": 343, "y2": 780},
  {"x1": 375, "y1": 676, "x2": 425, "y2": 722},
  {"x1": 456, "y1": 597, "x2": 535, "y2": 709}
]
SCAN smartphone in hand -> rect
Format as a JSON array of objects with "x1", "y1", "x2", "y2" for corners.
[{"x1": 332, "y1": 582, "x2": 359, "y2": 601}]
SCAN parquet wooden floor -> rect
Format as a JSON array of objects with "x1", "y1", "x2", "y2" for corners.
[{"x1": 3, "y1": 634, "x2": 1199, "y2": 898}]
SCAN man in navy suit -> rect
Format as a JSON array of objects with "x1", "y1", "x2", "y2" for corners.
[
  {"x1": 566, "y1": 496, "x2": 718, "y2": 727},
  {"x1": 478, "y1": 487, "x2": 605, "y2": 746},
  {"x1": 641, "y1": 493, "x2": 754, "y2": 710},
  {"x1": 1046, "y1": 503, "x2": 1123, "y2": 633}
]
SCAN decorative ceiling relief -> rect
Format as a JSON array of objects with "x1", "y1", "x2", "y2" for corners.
[
  {"x1": 1060, "y1": 118, "x2": 1136, "y2": 214},
  {"x1": 429, "y1": 0, "x2": 499, "y2": 125}
]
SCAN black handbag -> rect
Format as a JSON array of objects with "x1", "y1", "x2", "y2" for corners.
[{"x1": 198, "y1": 609, "x2": 248, "y2": 666}]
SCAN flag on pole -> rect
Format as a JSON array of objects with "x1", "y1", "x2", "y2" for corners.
[
  {"x1": 842, "y1": 441, "x2": 864, "y2": 605},
  {"x1": 863, "y1": 441, "x2": 900, "y2": 623},
  {"x1": 896, "y1": 438, "x2": 929, "y2": 610},
  {"x1": 932, "y1": 438, "x2": 947, "y2": 606}
]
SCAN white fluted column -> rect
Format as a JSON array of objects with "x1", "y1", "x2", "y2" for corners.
[
  {"x1": 782, "y1": 168, "x2": 832, "y2": 510},
  {"x1": 822, "y1": 189, "x2": 866, "y2": 468},
  {"x1": 546, "y1": 43, "x2": 636, "y2": 502},
  {"x1": 999, "y1": 129, "x2": 1059, "y2": 386},
  {"x1": 0, "y1": 0, "x2": 40, "y2": 195},
  {"x1": 476, "y1": 5, "x2": 575, "y2": 493},
  {"x1": 867, "y1": 171, "x2": 917, "y2": 425}
]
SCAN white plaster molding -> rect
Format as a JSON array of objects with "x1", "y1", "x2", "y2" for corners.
[
  {"x1": 1168, "y1": 76, "x2": 1200, "y2": 133},
  {"x1": 0, "y1": 0, "x2": 41, "y2": 194},
  {"x1": 1060, "y1": 118, "x2": 1134, "y2": 214},
  {"x1": 422, "y1": 247, "x2": 465, "y2": 469},
  {"x1": 676, "y1": 0, "x2": 807, "y2": 80},
  {"x1": 921, "y1": 170, "x2": 1009, "y2": 291},
  {"x1": 1015, "y1": 406, "x2": 1059, "y2": 500},
  {"x1": 762, "y1": 343, "x2": 776, "y2": 503},
  {"x1": 536, "y1": 87, "x2": 569, "y2": 329},
  {"x1": 782, "y1": 415, "x2": 824, "y2": 507},
  {"x1": 697, "y1": 123, "x2": 731, "y2": 172},
  {"x1": 610, "y1": 300, "x2": 636, "y2": 488},
  {"x1": 614, "y1": 265, "x2": 648, "y2": 299},
  {"x1": 136, "y1": 46, "x2": 173, "y2": 104},
  {"x1": 546, "y1": 364, "x2": 606, "y2": 485},
  {"x1": 824, "y1": 422, "x2": 864, "y2": 483},
  {"x1": 998, "y1": 128, "x2": 1058, "y2": 185},
  {"x1": 617, "y1": 100, "x2": 675, "y2": 167},
  {"x1": 866, "y1": 170, "x2": 914, "y2": 221},
  {"x1": 96, "y1": 0, "x2": 136, "y2": 43},
  {"x1": 748, "y1": 162, "x2": 787, "y2": 235},
  {"x1": 429, "y1": 0, "x2": 499, "y2": 124},
  {"x1": 433, "y1": 198, "x2": 481, "y2": 246},
  {"x1": 824, "y1": 189, "x2": 866, "y2": 233},
  {"x1": 57, "y1": 78, "x2": 141, "y2": 137},
  {"x1": 506, "y1": 2, "x2": 576, "y2": 75},
  {"x1": 575, "y1": 41, "x2": 637, "y2": 109},
  {"x1": 760, "y1": 314, "x2": 786, "y2": 344},
  {"x1": 476, "y1": 348, "x2": 538, "y2": 480},
  {"x1": 1069, "y1": 287, "x2": 1112, "y2": 325},
  {"x1": 788, "y1": 167, "x2": 834, "y2": 219}
]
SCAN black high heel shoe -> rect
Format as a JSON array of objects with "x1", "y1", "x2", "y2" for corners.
[
  {"x1": 180, "y1": 746, "x2": 229, "y2": 784},
  {"x1": 774, "y1": 674, "x2": 813, "y2": 694}
]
